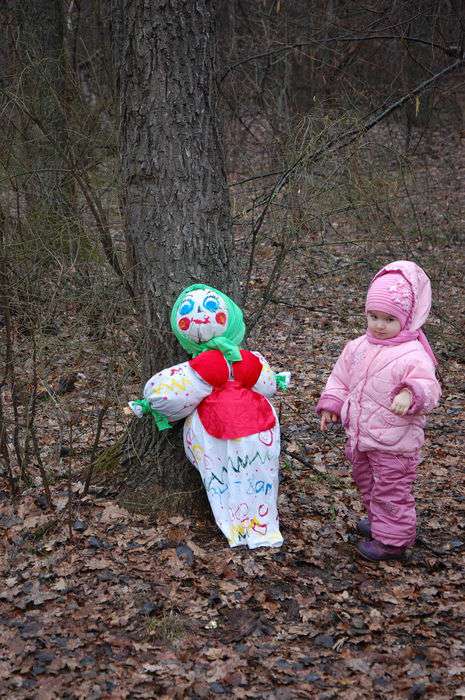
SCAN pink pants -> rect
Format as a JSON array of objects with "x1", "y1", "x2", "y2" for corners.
[{"x1": 345, "y1": 443, "x2": 419, "y2": 548}]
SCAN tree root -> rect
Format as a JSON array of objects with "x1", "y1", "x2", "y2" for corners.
[{"x1": 86, "y1": 422, "x2": 211, "y2": 519}]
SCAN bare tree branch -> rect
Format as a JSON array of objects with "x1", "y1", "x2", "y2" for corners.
[{"x1": 221, "y1": 35, "x2": 461, "y2": 83}]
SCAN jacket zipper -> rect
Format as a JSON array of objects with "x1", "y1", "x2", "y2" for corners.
[{"x1": 354, "y1": 346, "x2": 382, "y2": 449}]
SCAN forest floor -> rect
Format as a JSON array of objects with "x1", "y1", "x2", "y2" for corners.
[{"x1": 1, "y1": 124, "x2": 465, "y2": 699}]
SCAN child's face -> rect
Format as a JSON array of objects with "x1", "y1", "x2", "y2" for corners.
[{"x1": 366, "y1": 310, "x2": 402, "y2": 339}]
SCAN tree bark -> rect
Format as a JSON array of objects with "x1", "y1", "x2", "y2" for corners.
[{"x1": 112, "y1": 0, "x2": 237, "y2": 514}]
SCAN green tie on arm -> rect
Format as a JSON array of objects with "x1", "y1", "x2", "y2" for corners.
[
  {"x1": 275, "y1": 371, "x2": 291, "y2": 390},
  {"x1": 130, "y1": 399, "x2": 172, "y2": 431}
]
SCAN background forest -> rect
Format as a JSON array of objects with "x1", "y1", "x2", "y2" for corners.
[{"x1": 1, "y1": 1, "x2": 465, "y2": 698}]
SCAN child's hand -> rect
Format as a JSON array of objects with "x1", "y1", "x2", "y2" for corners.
[
  {"x1": 320, "y1": 410, "x2": 339, "y2": 431},
  {"x1": 390, "y1": 389, "x2": 412, "y2": 416}
]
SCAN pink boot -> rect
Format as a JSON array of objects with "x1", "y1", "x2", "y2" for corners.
[{"x1": 357, "y1": 538, "x2": 406, "y2": 562}]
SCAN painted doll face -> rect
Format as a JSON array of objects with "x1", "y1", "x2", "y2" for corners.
[{"x1": 176, "y1": 288, "x2": 228, "y2": 343}]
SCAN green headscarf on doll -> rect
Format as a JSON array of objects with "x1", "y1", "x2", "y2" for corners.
[{"x1": 170, "y1": 284, "x2": 245, "y2": 363}]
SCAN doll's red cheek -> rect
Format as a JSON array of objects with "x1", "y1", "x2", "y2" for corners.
[
  {"x1": 178, "y1": 317, "x2": 190, "y2": 331},
  {"x1": 215, "y1": 312, "x2": 227, "y2": 325}
]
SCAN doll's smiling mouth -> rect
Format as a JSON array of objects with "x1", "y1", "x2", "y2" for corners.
[{"x1": 192, "y1": 318, "x2": 211, "y2": 325}]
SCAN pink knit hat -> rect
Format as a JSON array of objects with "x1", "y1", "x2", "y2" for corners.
[{"x1": 365, "y1": 271, "x2": 413, "y2": 329}]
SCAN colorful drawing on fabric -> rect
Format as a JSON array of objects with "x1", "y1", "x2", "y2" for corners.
[
  {"x1": 225, "y1": 449, "x2": 274, "y2": 474},
  {"x1": 229, "y1": 515, "x2": 268, "y2": 542},
  {"x1": 230, "y1": 502, "x2": 249, "y2": 521},
  {"x1": 169, "y1": 367, "x2": 184, "y2": 376},
  {"x1": 150, "y1": 377, "x2": 192, "y2": 396},
  {"x1": 184, "y1": 429, "x2": 205, "y2": 465},
  {"x1": 251, "y1": 480, "x2": 273, "y2": 495},
  {"x1": 258, "y1": 430, "x2": 274, "y2": 446},
  {"x1": 204, "y1": 471, "x2": 228, "y2": 496}
]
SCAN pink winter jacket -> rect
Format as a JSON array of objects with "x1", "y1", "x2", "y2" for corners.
[{"x1": 316, "y1": 335, "x2": 441, "y2": 454}]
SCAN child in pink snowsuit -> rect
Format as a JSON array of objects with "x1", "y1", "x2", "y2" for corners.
[{"x1": 316, "y1": 261, "x2": 441, "y2": 561}]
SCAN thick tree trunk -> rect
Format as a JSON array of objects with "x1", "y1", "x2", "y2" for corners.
[{"x1": 112, "y1": 0, "x2": 237, "y2": 514}]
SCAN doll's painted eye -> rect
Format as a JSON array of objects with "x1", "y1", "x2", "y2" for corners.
[
  {"x1": 203, "y1": 295, "x2": 220, "y2": 312},
  {"x1": 215, "y1": 311, "x2": 227, "y2": 325},
  {"x1": 179, "y1": 298, "x2": 194, "y2": 315},
  {"x1": 178, "y1": 317, "x2": 190, "y2": 331}
]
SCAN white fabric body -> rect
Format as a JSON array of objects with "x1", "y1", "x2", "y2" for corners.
[
  {"x1": 143, "y1": 361, "x2": 212, "y2": 422},
  {"x1": 140, "y1": 353, "x2": 283, "y2": 549},
  {"x1": 183, "y1": 407, "x2": 282, "y2": 549}
]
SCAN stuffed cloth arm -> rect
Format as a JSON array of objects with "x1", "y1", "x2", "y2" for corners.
[
  {"x1": 129, "y1": 361, "x2": 213, "y2": 425},
  {"x1": 316, "y1": 342, "x2": 352, "y2": 416},
  {"x1": 391, "y1": 356, "x2": 441, "y2": 415},
  {"x1": 250, "y1": 352, "x2": 290, "y2": 397}
]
